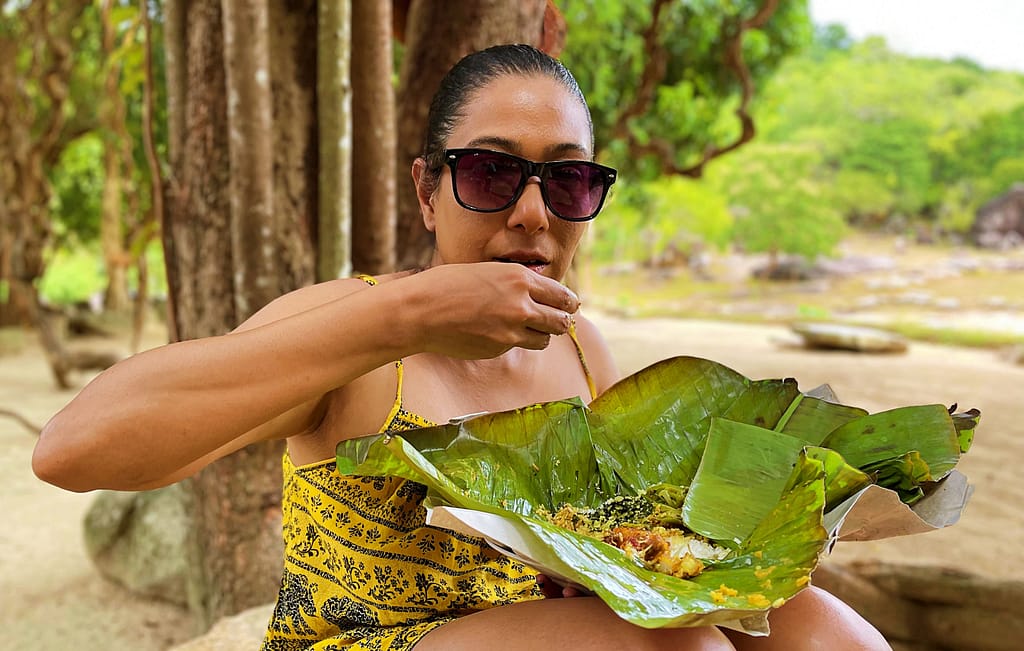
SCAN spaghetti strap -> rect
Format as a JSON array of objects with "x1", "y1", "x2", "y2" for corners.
[
  {"x1": 566, "y1": 318, "x2": 598, "y2": 401},
  {"x1": 379, "y1": 359, "x2": 406, "y2": 433}
]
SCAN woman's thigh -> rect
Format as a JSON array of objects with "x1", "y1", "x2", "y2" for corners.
[
  {"x1": 723, "y1": 587, "x2": 891, "y2": 651},
  {"x1": 415, "y1": 597, "x2": 735, "y2": 651}
]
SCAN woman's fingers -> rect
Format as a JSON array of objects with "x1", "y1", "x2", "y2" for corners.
[
  {"x1": 408, "y1": 263, "x2": 581, "y2": 358},
  {"x1": 536, "y1": 574, "x2": 592, "y2": 599},
  {"x1": 527, "y1": 271, "x2": 580, "y2": 314}
]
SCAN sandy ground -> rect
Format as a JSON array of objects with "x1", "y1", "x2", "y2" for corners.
[{"x1": 1, "y1": 313, "x2": 1022, "y2": 650}]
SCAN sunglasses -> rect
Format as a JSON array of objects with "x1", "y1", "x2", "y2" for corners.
[{"x1": 443, "y1": 148, "x2": 617, "y2": 222}]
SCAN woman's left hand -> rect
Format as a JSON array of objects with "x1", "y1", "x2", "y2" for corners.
[{"x1": 536, "y1": 574, "x2": 591, "y2": 598}]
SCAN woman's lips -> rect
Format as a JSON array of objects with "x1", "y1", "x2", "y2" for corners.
[{"x1": 494, "y1": 257, "x2": 549, "y2": 273}]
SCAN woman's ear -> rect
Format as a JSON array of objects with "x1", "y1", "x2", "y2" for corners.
[{"x1": 411, "y1": 158, "x2": 437, "y2": 233}]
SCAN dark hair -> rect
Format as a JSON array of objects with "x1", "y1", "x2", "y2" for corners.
[{"x1": 419, "y1": 44, "x2": 593, "y2": 195}]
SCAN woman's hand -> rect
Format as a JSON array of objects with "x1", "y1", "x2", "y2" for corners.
[
  {"x1": 393, "y1": 262, "x2": 581, "y2": 360},
  {"x1": 536, "y1": 574, "x2": 591, "y2": 599}
]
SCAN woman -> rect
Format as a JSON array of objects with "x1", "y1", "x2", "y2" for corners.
[{"x1": 33, "y1": 45, "x2": 888, "y2": 650}]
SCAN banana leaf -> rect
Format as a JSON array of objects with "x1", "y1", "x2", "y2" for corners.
[{"x1": 336, "y1": 356, "x2": 975, "y2": 631}]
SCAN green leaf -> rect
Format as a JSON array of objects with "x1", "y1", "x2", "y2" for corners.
[
  {"x1": 588, "y1": 356, "x2": 801, "y2": 491},
  {"x1": 777, "y1": 396, "x2": 867, "y2": 445},
  {"x1": 803, "y1": 447, "x2": 873, "y2": 511},
  {"x1": 822, "y1": 405, "x2": 962, "y2": 481},
  {"x1": 683, "y1": 419, "x2": 810, "y2": 545}
]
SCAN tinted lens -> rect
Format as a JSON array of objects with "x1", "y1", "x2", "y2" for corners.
[
  {"x1": 543, "y1": 162, "x2": 608, "y2": 220},
  {"x1": 453, "y1": 151, "x2": 525, "y2": 210}
]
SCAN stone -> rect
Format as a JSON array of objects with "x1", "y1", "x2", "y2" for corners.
[
  {"x1": 790, "y1": 323, "x2": 909, "y2": 353},
  {"x1": 168, "y1": 603, "x2": 273, "y2": 651},
  {"x1": 83, "y1": 483, "x2": 190, "y2": 607},
  {"x1": 971, "y1": 183, "x2": 1024, "y2": 250}
]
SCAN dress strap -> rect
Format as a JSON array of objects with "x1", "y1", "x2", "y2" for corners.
[
  {"x1": 566, "y1": 318, "x2": 598, "y2": 401},
  {"x1": 378, "y1": 360, "x2": 406, "y2": 433}
]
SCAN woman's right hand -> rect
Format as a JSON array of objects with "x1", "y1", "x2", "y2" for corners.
[{"x1": 393, "y1": 262, "x2": 581, "y2": 360}]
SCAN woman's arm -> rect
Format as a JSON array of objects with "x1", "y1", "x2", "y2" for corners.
[
  {"x1": 33, "y1": 278, "x2": 400, "y2": 491},
  {"x1": 32, "y1": 263, "x2": 581, "y2": 492}
]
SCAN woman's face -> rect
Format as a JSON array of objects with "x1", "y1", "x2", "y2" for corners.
[{"x1": 415, "y1": 74, "x2": 594, "y2": 282}]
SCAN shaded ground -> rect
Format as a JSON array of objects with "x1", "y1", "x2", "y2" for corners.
[{"x1": 2, "y1": 307, "x2": 1022, "y2": 649}]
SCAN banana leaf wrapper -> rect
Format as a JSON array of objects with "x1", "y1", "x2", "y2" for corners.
[{"x1": 337, "y1": 356, "x2": 977, "y2": 633}]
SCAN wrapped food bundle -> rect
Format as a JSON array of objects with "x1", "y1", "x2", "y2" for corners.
[{"x1": 337, "y1": 356, "x2": 977, "y2": 634}]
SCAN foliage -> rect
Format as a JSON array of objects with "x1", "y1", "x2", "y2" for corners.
[
  {"x1": 592, "y1": 177, "x2": 732, "y2": 264},
  {"x1": 47, "y1": 0, "x2": 168, "y2": 248},
  {"x1": 37, "y1": 244, "x2": 107, "y2": 305},
  {"x1": 708, "y1": 143, "x2": 846, "y2": 260},
  {"x1": 50, "y1": 134, "x2": 105, "y2": 244},
  {"x1": 559, "y1": 0, "x2": 813, "y2": 178},
  {"x1": 38, "y1": 236, "x2": 167, "y2": 308},
  {"x1": 755, "y1": 32, "x2": 1024, "y2": 233},
  {"x1": 12, "y1": 0, "x2": 1024, "y2": 290}
]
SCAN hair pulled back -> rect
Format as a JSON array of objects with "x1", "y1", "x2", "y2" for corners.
[{"x1": 418, "y1": 44, "x2": 593, "y2": 194}]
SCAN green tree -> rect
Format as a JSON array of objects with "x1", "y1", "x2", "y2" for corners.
[
  {"x1": 710, "y1": 143, "x2": 845, "y2": 267},
  {"x1": 841, "y1": 116, "x2": 933, "y2": 217},
  {"x1": 755, "y1": 30, "x2": 1024, "y2": 230},
  {"x1": 593, "y1": 177, "x2": 732, "y2": 265},
  {"x1": 560, "y1": 0, "x2": 812, "y2": 178}
]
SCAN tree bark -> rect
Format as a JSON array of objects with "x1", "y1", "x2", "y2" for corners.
[
  {"x1": 162, "y1": 0, "x2": 319, "y2": 629},
  {"x1": 223, "y1": 0, "x2": 277, "y2": 316},
  {"x1": 317, "y1": 0, "x2": 351, "y2": 281},
  {"x1": 351, "y1": 0, "x2": 396, "y2": 275},
  {"x1": 99, "y1": 0, "x2": 134, "y2": 313},
  {"x1": 394, "y1": 0, "x2": 550, "y2": 268}
]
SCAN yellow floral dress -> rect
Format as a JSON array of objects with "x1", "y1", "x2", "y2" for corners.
[{"x1": 261, "y1": 276, "x2": 597, "y2": 651}]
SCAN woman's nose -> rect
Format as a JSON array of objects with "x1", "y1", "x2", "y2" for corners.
[{"x1": 507, "y1": 177, "x2": 550, "y2": 234}]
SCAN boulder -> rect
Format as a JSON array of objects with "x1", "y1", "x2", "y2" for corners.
[
  {"x1": 814, "y1": 560, "x2": 1024, "y2": 651},
  {"x1": 971, "y1": 184, "x2": 1024, "y2": 250},
  {"x1": 83, "y1": 483, "x2": 190, "y2": 607},
  {"x1": 790, "y1": 323, "x2": 908, "y2": 353},
  {"x1": 169, "y1": 603, "x2": 273, "y2": 651}
]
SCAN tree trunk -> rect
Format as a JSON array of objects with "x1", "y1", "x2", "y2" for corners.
[
  {"x1": 99, "y1": 0, "x2": 133, "y2": 313},
  {"x1": 100, "y1": 143, "x2": 131, "y2": 312},
  {"x1": 394, "y1": 0, "x2": 549, "y2": 268},
  {"x1": 316, "y1": 0, "x2": 351, "y2": 281},
  {"x1": 162, "y1": 0, "x2": 319, "y2": 629},
  {"x1": 0, "y1": 0, "x2": 92, "y2": 340},
  {"x1": 351, "y1": 0, "x2": 395, "y2": 275}
]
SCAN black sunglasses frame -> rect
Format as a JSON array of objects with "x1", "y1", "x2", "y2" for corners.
[{"x1": 442, "y1": 148, "x2": 617, "y2": 222}]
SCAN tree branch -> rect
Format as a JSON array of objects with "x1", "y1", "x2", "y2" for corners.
[
  {"x1": 0, "y1": 407, "x2": 42, "y2": 435},
  {"x1": 612, "y1": 0, "x2": 671, "y2": 143},
  {"x1": 675, "y1": 0, "x2": 780, "y2": 178}
]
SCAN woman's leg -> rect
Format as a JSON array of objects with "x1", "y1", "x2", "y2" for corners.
[
  {"x1": 723, "y1": 587, "x2": 891, "y2": 651},
  {"x1": 416, "y1": 597, "x2": 736, "y2": 651}
]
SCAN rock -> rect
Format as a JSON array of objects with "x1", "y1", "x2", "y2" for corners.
[
  {"x1": 83, "y1": 484, "x2": 190, "y2": 607},
  {"x1": 1004, "y1": 345, "x2": 1024, "y2": 366},
  {"x1": 751, "y1": 256, "x2": 817, "y2": 281},
  {"x1": 971, "y1": 183, "x2": 1024, "y2": 250},
  {"x1": 790, "y1": 323, "x2": 908, "y2": 353},
  {"x1": 169, "y1": 603, "x2": 273, "y2": 651},
  {"x1": 814, "y1": 560, "x2": 1024, "y2": 651}
]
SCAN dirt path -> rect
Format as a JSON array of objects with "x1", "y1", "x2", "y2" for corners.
[
  {"x1": 2, "y1": 314, "x2": 1021, "y2": 650},
  {"x1": 0, "y1": 335, "x2": 196, "y2": 650}
]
